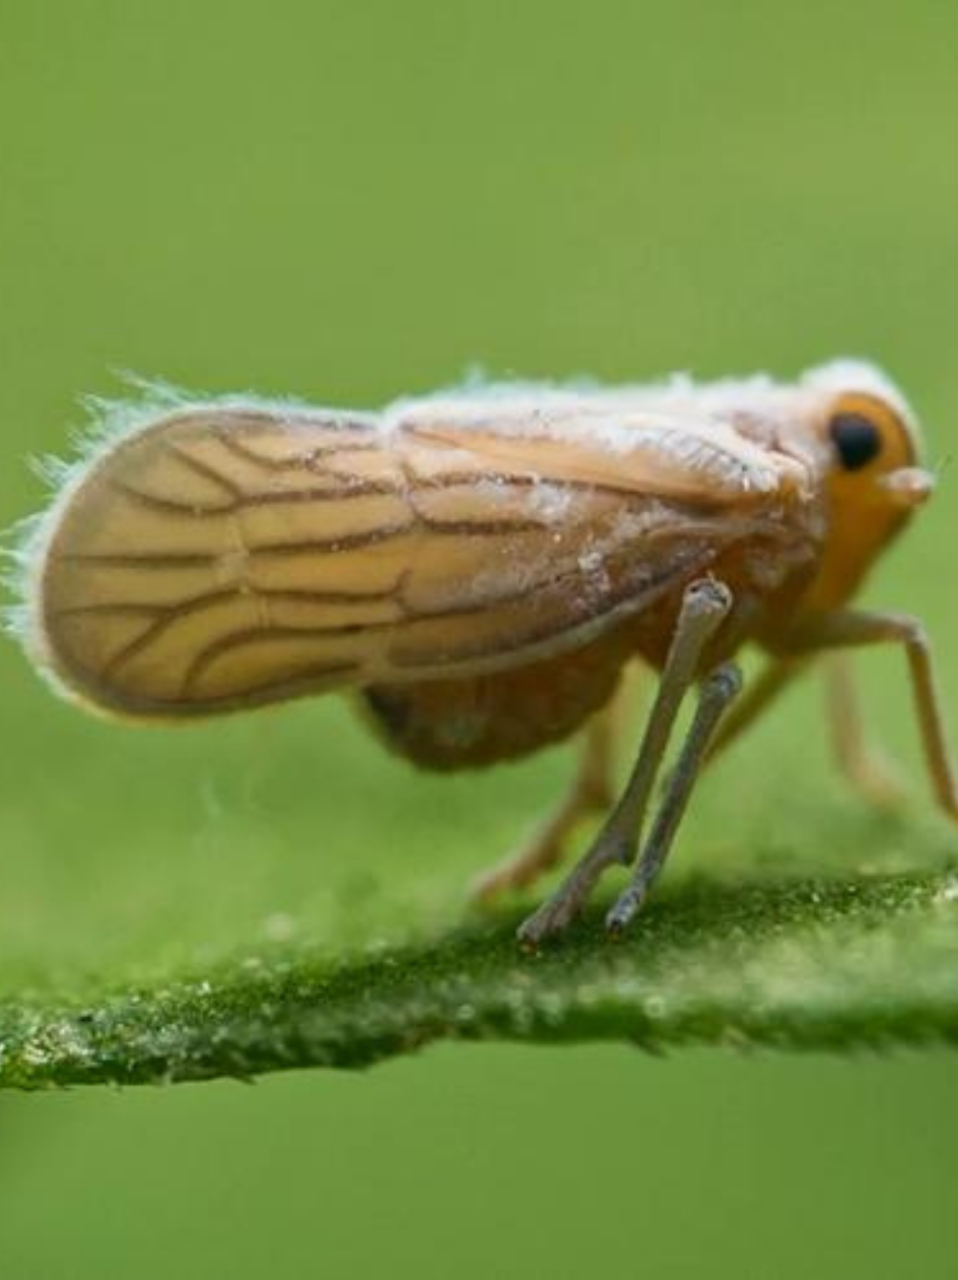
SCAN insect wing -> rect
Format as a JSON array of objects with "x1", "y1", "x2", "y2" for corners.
[{"x1": 21, "y1": 400, "x2": 796, "y2": 716}]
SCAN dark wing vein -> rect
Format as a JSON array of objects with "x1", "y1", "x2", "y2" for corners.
[
  {"x1": 167, "y1": 442, "x2": 244, "y2": 498},
  {"x1": 52, "y1": 583, "x2": 404, "y2": 618},
  {"x1": 112, "y1": 477, "x2": 401, "y2": 514},
  {"x1": 51, "y1": 583, "x2": 403, "y2": 679},
  {"x1": 215, "y1": 426, "x2": 381, "y2": 470}
]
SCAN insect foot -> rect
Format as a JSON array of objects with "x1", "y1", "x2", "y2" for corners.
[{"x1": 516, "y1": 842, "x2": 624, "y2": 949}]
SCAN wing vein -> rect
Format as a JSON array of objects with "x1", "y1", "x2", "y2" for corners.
[
  {"x1": 215, "y1": 427, "x2": 381, "y2": 471},
  {"x1": 166, "y1": 442, "x2": 244, "y2": 499}
]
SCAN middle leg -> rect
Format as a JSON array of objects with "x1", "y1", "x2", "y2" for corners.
[
  {"x1": 518, "y1": 578, "x2": 733, "y2": 946},
  {"x1": 824, "y1": 653, "x2": 902, "y2": 807},
  {"x1": 606, "y1": 661, "x2": 742, "y2": 933}
]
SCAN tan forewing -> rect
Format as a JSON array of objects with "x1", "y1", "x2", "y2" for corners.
[
  {"x1": 395, "y1": 402, "x2": 809, "y2": 504},
  {"x1": 27, "y1": 400, "x2": 798, "y2": 717}
]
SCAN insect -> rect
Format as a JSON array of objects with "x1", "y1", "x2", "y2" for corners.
[{"x1": 8, "y1": 361, "x2": 956, "y2": 945}]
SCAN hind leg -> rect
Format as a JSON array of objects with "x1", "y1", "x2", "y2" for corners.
[{"x1": 471, "y1": 700, "x2": 621, "y2": 903}]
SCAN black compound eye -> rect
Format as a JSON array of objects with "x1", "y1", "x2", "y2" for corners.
[{"x1": 829, "y1": 412, "x2": 882, "y2": 471}]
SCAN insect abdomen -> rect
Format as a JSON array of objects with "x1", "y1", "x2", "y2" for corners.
[{"x1": 361, "y1": 623, "x2": 638, "y2": 769}]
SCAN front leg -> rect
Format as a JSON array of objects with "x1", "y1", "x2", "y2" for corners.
[
  {"x1": 787, "y1": 610, "x2": 958, "y2": 822},
  {"x1": 705, "y1": 650, "x2": 905, "y2": 809}
]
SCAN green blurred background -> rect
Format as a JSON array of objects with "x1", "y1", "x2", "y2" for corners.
[{"x1": 2, "y1": 0, "x2": 958, "y2": 1275}]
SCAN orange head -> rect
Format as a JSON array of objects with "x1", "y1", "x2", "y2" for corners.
[{"x1": 802, "y1": 383, "x2": 933, "y2": 614}]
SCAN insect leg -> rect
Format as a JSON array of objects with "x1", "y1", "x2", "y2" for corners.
[
  {"x1": 824, "y1": 654, "x2": 902, "y2": 806},
  {"x1": 704, "y1": 657, "x2": 806, "y2": 766},
  {"x1": 704, "y1": 650, "x2": 902, "y2": 805},
  {"x1": 470, "y1": 706, "x2": 618, "y2": 903},
  {"x1": 789, "y1": 610, "x2": 958, "y2": 821},
  {"x1": 517, "y1": 578, "x2": 732, "y2": 946},
  {"x1": 605, "y1": 662, "x2": 742, "y2": 933}
]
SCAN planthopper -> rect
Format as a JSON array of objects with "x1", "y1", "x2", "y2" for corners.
[{"x1": 7, "y1": 360, "x2": 955, "y2": 945}]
